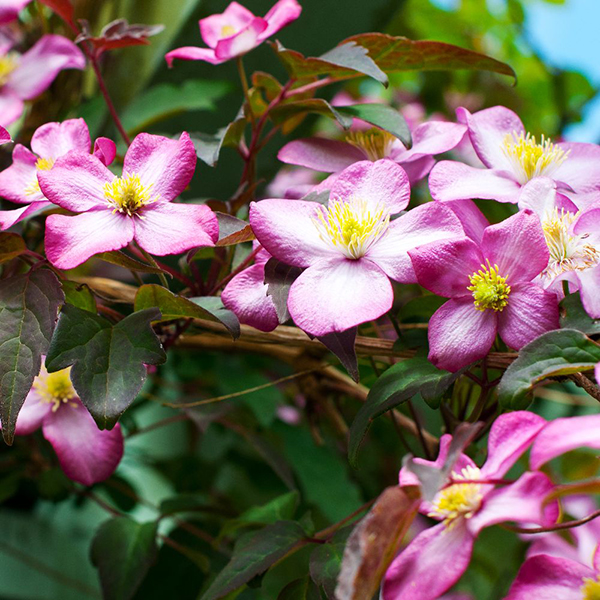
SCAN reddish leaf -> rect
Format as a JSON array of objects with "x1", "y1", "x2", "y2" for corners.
[
  {"x1": 39, "y1": 0, "x2": 74, "y2": 24},
  {"x1": 215, "y1": 213, "x2": 255, "y2": 247}
]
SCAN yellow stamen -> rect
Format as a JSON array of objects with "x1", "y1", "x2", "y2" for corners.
[
  {"x1": 502, "y1": 131, "x2": 570, "y2": 185},
  {"x1": 104, "y1": 174, "x2": 158, "y2": 217},
  {"x1": 24, "y1": 157, "x2": 56, "y2": 196},
  {"x1": 0, "y1": 52, "x2": 18, "y2": 87},
  {"x1": 345, "y1": 129, "x2": 396, "y2": 161},
  {"x1": 32, "y1": 366, "x2": 77, "y2": 412},
  {"x1": 581, "y1": 575, "x2": 600, "y2": 600},
  {"x1": 221, "y1": 24, "x2": 236, "y2": 37},
  {"x1": 467, "y1": 260, "x2": 511, "y2": 312},
  {"x1": 313, "y1": 197, "x2": 390, "y2": 259}
]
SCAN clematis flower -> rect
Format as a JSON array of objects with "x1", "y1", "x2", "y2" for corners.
[
  {"x1": 222, "y1": 243, "x2": 279, "y2": 332},
  {"x1": 11, "y1": 363, "x2": 123, "y2": 486},
  {"x1": 0, "y1": 0, "x2": 31, "y2": 24},
  {"x1": 429, "y1": 106, "x2": 600, "y2": 207},
  {"x1": 0, "y1": 118, "x2": 116, "y2": 230},
  {"x1": 408, "y1": 209, "x2": 559, "y2": 372},
  {"x1": 383, "y1": 411, "x2": 555, "y2": 600},
  {"x1": 0, "y1": 34, "x2": 85, "y2": 126},
  {"x1": 39, "y1": 132, "x2": 219, "y2": 270},
  {"x1": 165, "y1": 0, "x2": 301, "y2": 66},
  {"x1": 249, "y1": 159, "x2": 465, "y2": 337},
  {"x1": 0, "y1": 124, "x2": 10, "y2": 143}
]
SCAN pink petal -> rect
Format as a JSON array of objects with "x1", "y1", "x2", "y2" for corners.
[
  {"x1": 444, "y1": 199, "x2": 489, "y2": 244},
  {"x1": 45, "y1": 210, "x2": 134, "y2": 269},
  {"x1": 14, "y1": 391, "x2": 51, "y2": 436},
  {"x1": 200, "y1": 1, "x2": 256, "y2": 48},
  {"x1": 0, "y1": 0, "x2": 31, "y2": 24},
  {"x1": 93, "y1": 137, "x2": 117, "y2": 166},
  {"x1": 133, "y1": 202, "x2": 217, "y2": 256},
  {"x1": 214, "y1": 18, "x2": 266, "y2": 60},
  {"x1": 222, "y1": 263, "x2": 279, "y2": 332},
  {"x1": 505, "y1": 554, "x2": 594, "y2": 600},
  {"x1": 38, "y1": 152, "x2": 114, "y2": 212},
  {"x1": 260, "y1": 0, "x2": 302, "y2": 40},
  {"x1": 277, "y1": 138, "x2": 366, "y2": 173},
  {"x1": 0, "y1": 143, "x2": 39, "y2": 204},
  {"x1": 382, "y1": 522, "x2": 474, "y2": 600},
  {"x1": 249, "y1": 198, "x2": 334, "y2": 268},
  {"x1": 367, "y1": 201, "x2": 464, "y2": 283},
  {"x1": 429, "y1": 161, "x2": 522, "y2": 203},
  {"x1": 287, "y1": 257, "x2": 393, "y2": 336},
  {"x1": 330, "y1": 159, "x2": 411, "y2": 214},
  {"x1": 428, "y1": 297, "x2": 497, "y2": 372},
  {"x1": 0, "y1": 124, "x2": 10, "y2": 144},
  {"x1": 6, "y1": 34, "x2": 85, "y2": 100},
  {"x1": 165, "y1": 46, "x2": 225, "y2": 66},
  {"x1": 497, "y1": 282, "x2": 559, "y2": 350},
  {"x1": 409, "y1": 236, "x2": 483, "y2": 298},
  {"x1": 398, "y1": 155, "x2": 435, "y2": 184},
  {"x1": 123, "y1": 132, "x2": 196, "y2": 202},
  {"x1": 458, "y1": 105, "x2": 525, "y2": 170},
  {"x1": 0, "y1": 91, "x2": 24, "y2": 126},
  {"x1": 573, "y1": 265, "x2": 600, "y2": 319},
  {"x1": 530, "y1": 414, "x2": 600, "y2": 470},
  {"x1": 518, "y1": 177, "x2": 578, "y2": 217},
  {"x1": 401, "y1": 121, "x2": 467, "y2": 160},
  {"x1": 554, "y1": 142, "x2": 600, "y2": 207},
  {"x1": 469, "y1": 472, "x2": 558, "y2": 533},
  {"x1": 42, "y1": 400, "x2": 123, "y2": 486},
  {"x1": 30, "y1": 118, "x2": 90, "y2": 159},
  {"x1": 0, "y1": 201, "x2": 52, "y2": 230},
  {"x1": 481, "y1": 411, "x2": 546, "y2": 480}
]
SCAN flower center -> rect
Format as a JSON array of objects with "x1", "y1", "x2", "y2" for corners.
[
  {"x1": 345, "y1": 129, "x2": 396, "y2": 161},
  {"x1": 221, "y1": 24, "x2": 237, "y2": 37},
  {"x1": 502, "y1": 131, "x2": 570, "y2": 185},
  {"x1": 582, "y1": 575, "x2": 600, "y2": 600},
  {"x1": 25, "y1": 157, "x2": 56, "y2": 196},
  {"x1": 467, "y1": 260, "x2": 511, "y2": 312},
  {"x1": 32, "y1": 367, "x2": 77, "y2": 412},
  {"x1": 0, "y1": 52, "x2": 18, "y2": 87},
  {"x1": 104, "y1": 174, "x2": 158, "y2": 217},
  {"x1": 429, "y1": 466, "x2": 484, "y2": 528},
  {"x1": 540, "y1": 208, "x2": 600, "y2": 280},
  {"x1": 313, "y1": 197, "x2": 390, "y2": 259}
]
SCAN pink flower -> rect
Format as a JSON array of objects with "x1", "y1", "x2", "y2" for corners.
[
  {"x1": 39, "y1": 132, "x2": 218, "y2": 270},
  {"x1": 430, "y1": 106, "x2": 600, "y2": 207},
  {"x1": 0, "y1": 118, "x2": 116, "y2": 230},
  {"x1": 0, "y1": 34, "x2": 85, "y2": 126},
  {"x1": 12, "y1": 363, "x2": 123, "y2": 486},
  {"x1": 0, "y1": 124, "x2": 10, "y2": 143},
  {"x1": 0, "y1": 0, "x2": 31, "y2": 25},
  {"x1": 249, "y1": 159, "x2": 465, "y2": 337},
  {"x1": 222, "y1": 244, "x2": 279, "y2": 332},
  {"x1": 165, "y1": 0, "x2": 301, "y2": 66},
  {"x1": 383, "y1": 412, "x2": 555, "y2": 600},
  {"x1": 409, "y1": 210, "x2": 559, "y2": 372}
]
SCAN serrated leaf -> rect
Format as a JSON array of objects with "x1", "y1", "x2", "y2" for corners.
[
  {"x1": 498, "y1": 329, "x2": 600, "y2": 409},
  {"x1": 200, "y1": 521, "x2": 306, "y2": 600},
  {"x1": 264, "y1": 258, "x2": 303, "y2": 324},
  {"x1": 560, "y1": 292, "x2": 600, "y2": 334},
  {"x1": 348, "y1": 357, "x2": 463, "y2": 467},
  {"x1": 271, "y1": 99, "x2": 353, "y2": 130},
  {"x1": 0, "y1": 232, "x2": 26, "y2": 264},
  {"x1": 309, "y1": 526, "x2": 352, "y2": 599},
  {"x1": 45, "y1": 305, "x2": 166, "y2": 429},
  {"x1": 61, "y1": 281, "x2": 97, "y2": 313},
  {"x1": 318, "y1": 328, "x2": 358, "y2": 382},
  {"x1": 216, "y1": 213, "x2": 255, "y2": 246},
  {"x1": 97, "y1": 251, "x2": 166, "y2": 274},
  {"x1": 90, "y1": 517, "x2": 158, "y2": 600},
  {"x1": 0, "y1": 269, "x2": 63, "y2": 444}
]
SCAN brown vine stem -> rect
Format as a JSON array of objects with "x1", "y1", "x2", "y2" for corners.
[
  {"x1": 568, "y1": 372, "x2": 600, "y2": 402},
  {"x1": 503, "y1": 508, "x2": 600, "y2": 534}
]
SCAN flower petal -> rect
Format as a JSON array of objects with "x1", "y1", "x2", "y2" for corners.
[
  {"x1": 277, "y1": 138, "x2": 366, "y2": 172},
  {"x1": 573, "y1": 265, "x2": 600, "y2": 319},
  {"x1": 0, "y1": 91, "x2": 24, "y2": 126},
  {"x1": 0, "y1": 143, "x2": 39, "y2": 204},
  {"x1": 401, "y1": 121, "x2": 467, "y2": 160},
  {"x1": 123, "y1": 132, "x2": 196, "y2": 202},
  {"x1": 554, "y1": 141, "x2": 600, "y2": 207},
  {"x1": 222, "y1": 263, "x2": 279, "y2": 332},
  {"x1": 517, "y1": 176, "x2": 578, "y2": 217},
  {"x1": 14, "y1": 391, "x2": 51, "y2": 436},
  {"x1": 30, "y1": 118, "x2": 90, "y2": 159},
  {"x1": 133, "y1": 202, "x2": 217, "y2": 256},
  {"x1": 165, "y1": 46, "x2": 225, "y2": 66},
  {"x1": 6, "y1": 34, "x2": 85, "y2": 100},
  {"x1": 200, "y1": 1, "x2": 256, "y2": 48},
  {"x1": 260, "y1": 0, "x2": 302, "y2": 40},
  {"x1": 42, "y1": 400, "x2": 123, "y2": 486},
  {"x1": 0, "y1": 0, "x2": 31, "y2": 24},
  {"x1": 0, "y1": 201, "x2": 52, "y2": 230},
  {"x1": 93, "y1": 137, "x2": 117, "y2": 166},
  {"x1": 288, "y1": 257, "x2": 393, "y2": 336},
  {"x1": 428, "y1": 297, "x2": 497, "y2": 372},
  {"x1": 214, "y1": 18, "x2": 266, "y2": 60},
  {"x1": 382, "y1": 522, "x2": 474, "y2": 600},
  {"x1": 398, "y1": 155, "x2": 435, "y2": 184},
  {"x1": 45, "y1": 210, "x2": 134, "y2": 269},
  {"x1": 444, "y1": 199, "x2": 489, "y2": 244},
  {"x1": 367, "y1": 201, "x2": 464, "y2": 283},
  {"x1": 497, "y1": 282, "x2": 559, "y2": 350}
]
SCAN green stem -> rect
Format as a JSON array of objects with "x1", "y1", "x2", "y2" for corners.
[{"x1": 137, "y1": 245, "x2": 169, "y2": 288}]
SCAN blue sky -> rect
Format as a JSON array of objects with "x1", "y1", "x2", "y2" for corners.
[{"x1": 431, "y1": 0, "x2": 600, "y2": 142}]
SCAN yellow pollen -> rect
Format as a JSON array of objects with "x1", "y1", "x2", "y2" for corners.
[
  {"x1": 582, "y1": 575, "x2": 600, "y2": 600},
  {"x1": 429, "y1": 466, "x2": 484, "y2": 528},
  {"x1": 502, "y1": 131, "x2": 570, "y2": 184},
  {"x1": 0, "y1": 52, "x2": 18, "y2": 87},
  {"x1": 32, "y1": 366, "x2": 77, "y2": 412},
  {"x1": 468, "y1": 260, "x2": 511, "y2": 312},
  {"x1": 104, "y1": 174, "x2": 157, "y2": 217},
  {"x1": 24, "y1": 157, "x2": 56, "y2": 196},
  {"x1": 345, "y1": 129, "x2": 396, "y2": 161},
  {"x1": 221, "y1": 24, "x2": 236, "y2": 37},
  {"x1": 313, "y1": 197, "x2": 390, "y2": 259}
]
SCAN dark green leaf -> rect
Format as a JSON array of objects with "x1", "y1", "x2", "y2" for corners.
[
  {"x1": 309, "y1": 526, "x2": 352, "y2": 599},
  {"x1": 200, "y1": 521, "x2": 306, "y2": 600},
  {"x1": 215, "y1": 213, "x2": 255, "y2": 247},
  {"x1": 271, "y1": 99, "x2": 353, "y2": 130},
  {"x1": 191, "y1": 108, "x2": 247, "y2": 167},
  {"x1": 318, "y1": 328, "x2": 358, "y2": 382},
  {"x1": 348, "y1": 357, "x2": 462, "y2": 467},
  {"x1": 91, "y1": 517, "x2": 158, "y2": 600},
  {"x1": 319, "y1": 42, "x2": 388, "y2": 86},
  {"x1": 0, "y1": 232, "x2": 26, "y2": 264},
  {"x1": 61, "y1": 281, "x2": 97, "y2": 313},
  {"x1": 264, "y1": 258, "x2": 303, "y2": 324},
  {"x1": 0, "y1": 269, "x2": 63, "y2": 444},
  {"x1": 190, "y1": 297, "x2": 241, "y2": 340},
  {"x1": 560, "y1": 292, "x2": 600, "y2": 334},
  {"x1": 498, "y1": 329, "x2": 600, "y2": 409},
  {"x1": 278, "y1": 577, "x2": 322, "y2": 600},
  {"x1": 45, "y1": 305, "x2": 166, "y2": 429},
  {"x1": 97, "y1": 251, "x2": 166, "y2": 274}
]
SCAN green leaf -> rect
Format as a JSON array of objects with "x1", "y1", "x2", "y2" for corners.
[
  {"x1": 560, "y1": 292, "x2": 600, "y2": 334},
  {"x1": 309, "y1": 526, "x2": 352, "y2": 599},
  {"x1": 215, "y1": 213, "x2": 255, "y2": 247},
  {"x1": 61, "y1": 281, "x2": 97, "y2": 313},
  {"x1": 45, "y1": 305, "x2": 166, "y2": 429},
  {"x1": 0, "y1": 269, "x2": 63, "y2": 444},
  {"x1": 0, "y1": 232, "x2": 26, "y2": 264},
  {"x1": 278, "y1": 577, "x2": 322, "y2": 600},
  {"x1": 348, "y1": 357, "x2": 463, "y2": 467},
  {"x1": 271, "y1": 99, "x2": 354, "y2": 130},
  {"x1": 190, "y1": 297, "x2": 241, "y2": 340},
  {"x1": 335, "y1": 104, "x2": 411, "y2": 148},
  {"x1": 318, "y1": 42, "x2": 388, "y2": 86},
  {"x1": 191, "y1": 108, "x2": 247, "y2": 167},
  {"x1": 498, "y1": 329, "x2": 600, "y2": 409},
  {"x1": 97, "y1": 251, "x2": 166, "y2": 274},
  {"x1": 90, "y1": 517, "x2": 158, "y2": 600},
  {"x1": 200, "y1": 521, "x2": 306, "y2": 600},
  {"x1": 121, "y1": 80, "x2": 231, "y2": 135}
]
